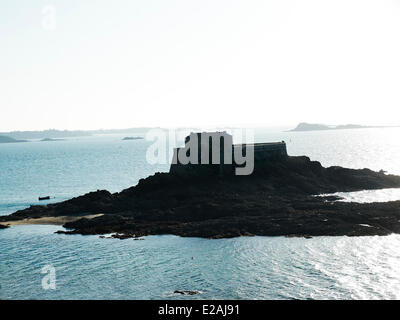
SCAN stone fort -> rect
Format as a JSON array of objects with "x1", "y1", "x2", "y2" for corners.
[{"x1": 170, "y1": 132, "x2": 287, "y2": 176}]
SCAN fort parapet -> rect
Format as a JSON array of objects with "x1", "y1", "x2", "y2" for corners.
[{"x1": 170, "y1": 132, "x2": 287, "y2": 176}]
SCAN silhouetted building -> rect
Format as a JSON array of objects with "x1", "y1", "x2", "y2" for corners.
[{"x1": 170, "y1": 132, "x2": 287, "y2": 176}]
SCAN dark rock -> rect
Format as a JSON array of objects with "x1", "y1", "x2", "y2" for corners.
[
  {"x1": 174, "y1": 290, "x2": 200, "y2": 295},
  {"x1": 318, "y1": 195, "x2": 344, "y2": 202},
  {"x1": 0, "y1": 224, "x2": 9, "y2": 229},
  {"x1": 2, "y1": 156, "x2": 400, "y2": 239}
]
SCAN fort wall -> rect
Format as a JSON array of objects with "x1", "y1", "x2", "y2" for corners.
[{"x1": 170, "y1": 132, "x2": 287, "y2": 176}]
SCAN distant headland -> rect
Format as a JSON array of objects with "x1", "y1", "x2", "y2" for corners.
[
  {"x1": 0, "y1": 135, "x2": 27, "y2": 143},
  {"x1": 2, "y1": 131, "x2": 400, "y2": 239},
  {"x1": 289, "y1": 122, "x2": 399, "y2": 132}
]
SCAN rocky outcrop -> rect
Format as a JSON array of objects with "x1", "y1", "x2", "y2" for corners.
[
  {"x1": 174, "y1": 290, "x2": 201, "y2": 295},
  {"x1": 2, "y1": 156, "x2": 400, "y2": 238}
]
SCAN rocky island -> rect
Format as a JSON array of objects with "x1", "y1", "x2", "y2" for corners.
[
  {"x1": 2, "y1": 132, "x2": 400, "y2": 239},
  {"x1": 40, "y1": 138, "x2": 65, "y2": 142},
  {"x1": 289, "y1": 122, "x2": 399, "y2": 132},
  {"x1": 122, "y1": 136, "x2": 144, "y2": 141}
]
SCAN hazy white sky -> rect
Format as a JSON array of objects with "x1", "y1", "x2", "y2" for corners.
[{"x1": 1, "y1": 0, "x2": 400, "y2": 131}]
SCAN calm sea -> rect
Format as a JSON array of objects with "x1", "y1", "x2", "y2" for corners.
[{"x1": 1, "y1": 128, "x2": 400, "y2": 299}]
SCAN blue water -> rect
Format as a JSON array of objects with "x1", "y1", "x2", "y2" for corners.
[
  {"x1": 0, "y1": 134, "x2": 169, "y2": 215},
  {"x1": 1, "y1": 128, "x2": 400, "y2": 299}
]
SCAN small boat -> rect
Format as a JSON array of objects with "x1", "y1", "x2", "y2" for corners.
[{"x1": 38, "y1": 196, "x2": 50, "y2": 201}]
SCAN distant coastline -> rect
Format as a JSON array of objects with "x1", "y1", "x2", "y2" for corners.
[
  {"x1": 0, "y1": 130, "x2": 91, "y2": 140},
  {"x1": 0, "y1": 128, "x2": 152, "y2": 140},
  {"x1": 2, "y1": 123, "x2": 399, "y2": 141},
  {"x1": 289, "y1": 122, "x2": 399, "y2": 132}
]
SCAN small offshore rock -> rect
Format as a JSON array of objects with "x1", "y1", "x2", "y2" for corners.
[
  {"x1": 319, "y1": 195, "x2": 345, "y2": 202},
  {"x1": 174, "y1": 290, "x2": 200, "y2": 296}
]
